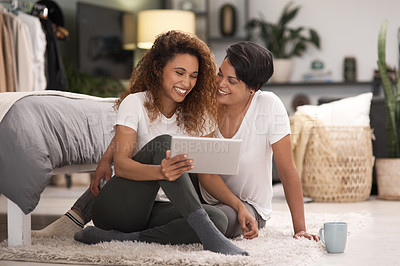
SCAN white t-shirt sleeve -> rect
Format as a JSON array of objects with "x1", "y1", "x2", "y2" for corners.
[
  {"x1": 115, "y1": 94, "x2": 142, "y2": 131},
  {"x1": 267, "y1": 94, "x2": 291, "y2": 145}
]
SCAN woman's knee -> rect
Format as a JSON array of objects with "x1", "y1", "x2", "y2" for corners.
[
  {"x1": 137, "y1": 134, "x2": 171, "y2": 165},
  {"x1": 151, "y1": 134, "x2": 172, "y2": 153},
  {"x1": 203, "y1": 205, "x2": 228, "y2": 234},
  {"x1": 92, "y1": 176, "x2": 158, "y2": 232}
]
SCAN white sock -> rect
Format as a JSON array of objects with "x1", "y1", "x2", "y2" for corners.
[{"x1": 32, "y1": 210, "x2": 84, "y2": 238}]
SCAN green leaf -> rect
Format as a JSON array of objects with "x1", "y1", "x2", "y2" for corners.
[
  {"x1": 279, "y1": 2, "x2": 299, "y2": 27},
  {"x1": 244, "y1": 2, "x2": 321, "y2": 58},
  {"x1": 397, "y1": 28, "x2": 400, "y2": 91},
  {"x1": 378, "y1": 21, "x2": 395, "y2": 102},
  {"x1": 377, "y1": 20, "x2": 400, "y2": 157},
  {"x1": 289, "y1": 27, "x2": 304, "y2": 39},
  {"x1": 291, "y1": 42, "x2": 306, "y2": 57},
  {"x1": 309, "y1": 29, "x2": 321, "y2": 48},
  {"x1": 378, "y1": 21, "x2": 388, "y2": 66}
]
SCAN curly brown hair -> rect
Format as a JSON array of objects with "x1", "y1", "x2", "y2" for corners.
[{"x1": 115, "y1": 30, "x2": 218, "y2": 136}]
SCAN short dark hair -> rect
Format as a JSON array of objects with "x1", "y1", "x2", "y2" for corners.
[{"x1": 225, "y1": 41, "x2": 274, "y2": 91}]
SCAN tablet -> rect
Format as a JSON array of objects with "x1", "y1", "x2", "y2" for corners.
[{"x1": 170, "y1": 136, "x2": 242, "y2": 175}]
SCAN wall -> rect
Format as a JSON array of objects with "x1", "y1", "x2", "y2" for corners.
[
  {"x1": 13, "y1": 0, "x2": 399, "y2": 83},
  {"x1": 49, "y1": 0, "x2": 161, "y2": 65},
  {"x1": 212, "y1": 0, "x2": 400, "y2": 83}
]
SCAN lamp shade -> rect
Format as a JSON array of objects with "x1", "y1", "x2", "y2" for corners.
[{"x1": 137, "y1": 9, "x2": 195, "y2": 49}]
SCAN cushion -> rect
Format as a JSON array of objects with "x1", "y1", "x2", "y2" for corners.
[{"x1": 296, "y1": 92, "x2": 373, "y2": 126}]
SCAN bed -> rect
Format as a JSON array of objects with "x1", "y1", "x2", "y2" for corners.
[{"x1": 0, "y1": 91, "x2": 117, "y2": 246}]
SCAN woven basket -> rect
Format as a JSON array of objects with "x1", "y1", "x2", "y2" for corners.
[
  {"x1": 302, "y1": 126, "x2": 374, "y2": 202},
  {"x1": 376, "y1": 158, "x2": 400, "y2": 200}
]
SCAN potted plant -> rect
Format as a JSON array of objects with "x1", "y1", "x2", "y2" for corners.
[
  {"x1": 64, "y1": 63, "x2": 126, "y2": 98},
  {"x1": 375, "y1": 20, "x2": 400, "y2": 200},
  {"x1": 246, "y1": 2, "x2": 320, "y2": 82}
]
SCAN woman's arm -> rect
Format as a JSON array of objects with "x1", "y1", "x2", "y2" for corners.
[
  {"x1": 272, "y1": 134, "x2": 319, "y2": 241},
  {"x1": 198, "y1": 174, "x2": 258, "y2": 239},
  {"x1": 90, "y1": 136, "x2": 115, "y2": 196},
  {"x1": 113, "y1": 125, "x2": 192, "y2": 181}
]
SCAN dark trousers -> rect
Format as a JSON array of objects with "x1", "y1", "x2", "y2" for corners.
[{"x1": 75, "y1": 134, "x2": 227, "y2": 245}]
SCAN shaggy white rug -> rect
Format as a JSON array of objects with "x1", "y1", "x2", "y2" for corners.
[{"x1": 0, "y1": 211, "x2": 372, "y2": 266}]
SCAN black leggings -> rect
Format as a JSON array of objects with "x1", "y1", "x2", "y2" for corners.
[{"x1": 91, "y1": 134, "x2": 228, "y2": 244}]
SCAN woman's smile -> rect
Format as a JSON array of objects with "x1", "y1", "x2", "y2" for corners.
[
  {"x1": 217, "y1": 88, "x2": 231, "y2": 96},
  {"x1": 174, "y1": 86, "x2": 189, "y2": 96}
]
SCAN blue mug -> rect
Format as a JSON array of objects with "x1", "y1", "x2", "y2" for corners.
[{"x1": 319, "y1": 222, "x2": 347, "y2": 253}]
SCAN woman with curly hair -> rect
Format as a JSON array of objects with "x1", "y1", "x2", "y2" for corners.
[{"x1": 33, "y1": 31, "x2": 247, "y2": 256}]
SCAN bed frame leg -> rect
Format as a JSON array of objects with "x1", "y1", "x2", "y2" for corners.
[{"x1": 7, "y1": 199, "x2": 31, "y2": 247}]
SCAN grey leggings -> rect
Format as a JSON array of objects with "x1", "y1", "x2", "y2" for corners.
[
  {"x1": 214, "y1": 202, "x2": 266, "y2": 238},
  {"x1": 73, "y1": 134, "x2": 227, "y2": 244},
  {"x1": 189, "y1": 174, "x2": 266, "y2": 238}
]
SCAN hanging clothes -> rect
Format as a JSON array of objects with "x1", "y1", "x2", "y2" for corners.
[
  {"x1": 40, "y1": 17, "x2": 66, "y2": 90},
  {"x1": 0, "y1": 6, "x2": 34, "y2": 92},
  {"x1": 18, "y1": 12, "x2": 46, "y2": 91},
  {"x1": 9, "y1": 11, "x2": 34, "y2": 91},
  {"x1": 0, "y1": 6, "x2": 17, "y2": 92},
  {"x1": 0, "y1": 11, "x2": 7, "y2": 92},
  {"x1": 34, "y1": 0, "x2": 68, "y2": 91},
  {"x1": 1, "y1": 1, "x2": 67, "y2": 92}
]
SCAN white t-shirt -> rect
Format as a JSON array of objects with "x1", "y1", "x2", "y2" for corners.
[
  {"x1": 200, "y1": 90, "x2": 291, "y2": 220},
  {"x1": 115, "y1": 92, "x2": 190, "y2": 201}
]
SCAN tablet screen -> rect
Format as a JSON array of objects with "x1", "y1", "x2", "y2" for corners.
[{"x1": 170, "y1": 136, "x2": 242, "y2": 175}]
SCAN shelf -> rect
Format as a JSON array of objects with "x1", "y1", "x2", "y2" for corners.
[
  {"x1": 166, "y1": 0, "x2": 249, "y2": 45},
  {"x1": 265, "y1": 81, "x2": 373, "y2": 87},
  {"x1": 208, "y1": 36, "x2": 247, "y2": 43},
  {"x1": 194, "y1": 11, "x2": 207, "y2": 16}
]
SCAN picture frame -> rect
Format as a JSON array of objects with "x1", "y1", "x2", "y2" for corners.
[
  {"x1": 207, "y1": 0, "x2": 249, "y2": 40},
  {"x1": 165, "y1": 0, "x2": 206, "y2": 13}
]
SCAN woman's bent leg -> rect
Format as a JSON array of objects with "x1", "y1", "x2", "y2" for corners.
[
  {"x1": 76, "y1": 175, "x2": 160, "y2": 244},
  {"x1": 78, "y1": 134, "x2": 248, "y2": 255},
  {"x1": 153, "y1": 139, "x2": 248, "y2": 255},
  {"x1": 91, "y1": 135, "x2": 172, "y2": 232},
  {"x1": 91, "y1": 176, "x2": 159, "y2": 232},
  {"x1": 74, "y1": 202, "x2": 228, "y2": 245},
  {"x1": 139, "y1": 203, "x2": 228, "y2": 244},
  {"x1": 215, "y1": 202, "x2": 266, "y2": 238},
  {"x1": 75, "y1": 135, "x2": 173, "y2": 244},
  {"x1": 72, "y1": 189, "x2": 95, "y2": 224}
]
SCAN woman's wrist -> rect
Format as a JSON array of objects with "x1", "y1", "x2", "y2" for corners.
[
  {"x1": 294, "y1": 228, "x2": 307, "y2": 234},
  {"x1": 234, "y1": 200, "x2": 247, "y2": 213},
  {"x1": 156, "y1": 165, "x2": 166, "y2": 180},
  {"x1": 99, "y1": 156, "x2": 113, "y2": 165}
]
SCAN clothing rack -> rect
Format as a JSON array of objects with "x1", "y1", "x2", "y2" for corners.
[
  {"x1": 0, "y1": 0, "x2": 47, "y2": 17},
  {"x1": 0, "y1": 0, "x2": 25, "y2": 10},
  {"x1": 31, "y1": 3, "x2": 48, "y2": 18}
]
